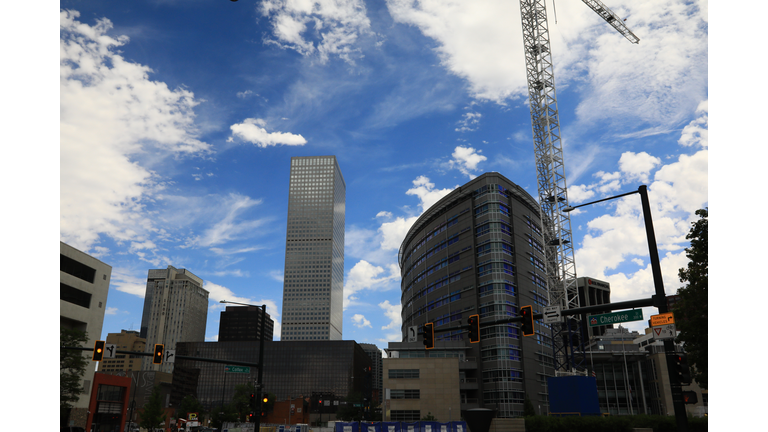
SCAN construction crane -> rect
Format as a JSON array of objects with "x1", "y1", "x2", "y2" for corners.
[{"x1": 519, "y1": 0, "x2": 638, "y2": 372}]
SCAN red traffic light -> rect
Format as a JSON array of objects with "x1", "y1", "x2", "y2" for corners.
[
  {"x1": 520, "y1": 305, "x2": 534, "y2": 336},
  {"x1": 468, "y1": 314, "x2": 480, "y2": 343}
]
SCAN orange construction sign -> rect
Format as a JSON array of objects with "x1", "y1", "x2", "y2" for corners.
[{"x1": 650, "y1": 312, "x2": 675, "y2": 327}]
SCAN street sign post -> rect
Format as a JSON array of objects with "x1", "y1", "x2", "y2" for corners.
[
  {"x1": 225, "y1": 365, "x2": 251, "y2": 373},
  {"x1": 588, "y1": 309, "x2": 643, "y2": 327}
]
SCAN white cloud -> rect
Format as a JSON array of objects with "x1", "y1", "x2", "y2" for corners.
[
  {"x1": 678, "y1": 100, "x2": 708, "y2": 148},
  {"x1": 455, "y1": 112, "x2": 482, "y2": 132},
  {"x1": 405, "y1": 176, "x2": 456, "y2": 213},
  {"x1": 60, "y1": 10, "x2": 210, "y2": 253},
  {"x1": 618, "y1": 151, "x2": 661, "y2": 183},
  {"x1": 448, "y1": 146, "x2": 487, "y2": 179},
  {"x1": 386, "y1": 0, "x2": 707, "y2": 131},
  {"x1": 105, "y1": 307, "x2": 119, "y2": 315},
  {"x1": 111, "y1": 268, "x2": 150, "y2": 298},
  {"x1": 379, "y1": 300, "x2": 401, "y2": 331},
  {"x1": 351, "y1": 314, "x2": 372, "y2": 328},
  {"x1": 236, "y1": 90, "x2": 254, "y2": 98},
  {"x1": 259, "y1": 0, "x2": 373, "y2": 64},
  {"x1": 229, "y1": 118, "x2": 307, "y2": 147},
  {"x1": 568, "y1": 184, "x2": 596, "y2": 204},
  {"x1": 343, "y1": 260, "x2": 398, "y2": 308},
  {"x1": 188, "y1": 194, "x2": 268, "y2": 247}
]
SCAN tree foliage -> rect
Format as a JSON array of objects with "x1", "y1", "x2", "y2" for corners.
[
  {"x1": 674, "y1": 208, "x2": 708, "y2": 389},
  {"x1": 61, "y1": 328, "x2": 89, "y2": 424},
  {"x1": 523, "y1": 395, "x2": 536, "y2": 417},
  {"x1": 210, "y1": 403, "x2": 239, "y2": 431},
  {"x1": 177, "y1": 395, "x2": 206, "y2": 421},
  {"x1": 232, "y1": 384, "x2": 253, "y2": 422},
  {"x1": 420, "y1": 412, "x2": 437, "y2": 421},
  {"x1": 140, "y1": 386, "x2": 167, "y2": 431},
  {"x1": 335, "y1": 391, "x2": 363, "y2": 422}
]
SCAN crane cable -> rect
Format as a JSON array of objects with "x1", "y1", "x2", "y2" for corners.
[{"x1": 553, "y1": 0, "x2": 558, "y2": 24}]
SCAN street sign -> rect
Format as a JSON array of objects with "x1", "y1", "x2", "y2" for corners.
[
  {"x1": 543, "y1": 306, "x2": 562, "y2": 324},
  {"x1": 166, "y1": 349, "x2": 176, "y2": 364},
  {"x1": 407, "y1": 326, "x2": 418, "y2": 342},
  {"x1": 225, "y1": 365, "x2": 251, "y2": 373},
  {"x1": 588, "y1": 309, "x2": 643, "y2": 327},
  {"x1": 650, "y1": 312, "x2": 675, "y2": 327},
  {"x1": 104, "y1": 343, "x2": 117, "y2": 359},
  {"x1": 652, "y1": 323, "x2": 676, "y2": 340}
]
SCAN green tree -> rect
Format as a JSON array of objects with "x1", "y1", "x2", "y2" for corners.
[
  {"x1": 61, "y1": 328, "x2": 89, "y2": 426},
  {"x1": 674, "y1": 208, "x2": 708, "y2": 389},
  {"x1": 177, "y1": 395, "x2": 206, "y2": 421},
  {"x1": 210, "y1": 404, "x2": 239, "y2": 431},
  {"x1": 523, "y1": 396, "x2": 536, "y2": 417},
  {"x1": 232, "y1": 384, "x2": 253, "y2": 422},
  {"x1": 140, "y1": 386, "x2": 167, "y2": 432},
  {"x1": 420, "y1": 412, "x2": 437, "y2": 421}
]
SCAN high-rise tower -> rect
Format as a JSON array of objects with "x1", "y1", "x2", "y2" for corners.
[
  {"x1": 140, "y1": 265, "x2": 208, "y2": 373},
  {"x1": 281, "y1": 156, "x2": 345, "y2": 341}
]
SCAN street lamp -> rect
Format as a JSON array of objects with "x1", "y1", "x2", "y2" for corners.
[
  {"x1": 563, "y1": 185, "x2": 688, "y2": 431},
  {"x1": 220, "y1": 300, "x2": 267, "y2": 432}
]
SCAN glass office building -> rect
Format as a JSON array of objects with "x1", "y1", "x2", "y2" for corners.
[
  {"x1": 171, "y1": 340, "x2": 372, "y2": 409},
  {"x1": 282, "y1": 156, "x2": 345, "y2": 341},
  {"x1": 397, "y1": 172, "x2": 555, "y2": 417}
]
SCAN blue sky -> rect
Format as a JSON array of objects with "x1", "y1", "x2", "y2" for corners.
[{"x1": 56, "y1": 0, "x2": 708, "y2": 351}]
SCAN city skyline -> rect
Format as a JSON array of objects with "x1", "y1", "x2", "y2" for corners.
[{"x1": 57, "y1": 0, "x2": 708, "y2": 351}]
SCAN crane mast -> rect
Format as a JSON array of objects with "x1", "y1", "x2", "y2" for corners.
[{"x1": 518, "y1": 0, "x2": 638, "y2": 372}]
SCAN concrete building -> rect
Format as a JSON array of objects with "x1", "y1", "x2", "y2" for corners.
[
  {"x1": 171, "y1": 340, "x2": 371, "y2": 411},
  {"x1": 97, "y1": 330, "x2": 146, "y2": 373},
  {"x1": 219, "y1": 305, "x2": 275, "y2": 342},
  {"x1": 281, "y1": 156, "x2": 346, "y2": 341},
  {"x1": 60, "y1": 241, "x2": 112, "y2": 427},
  {"x1": 577, "y1": 277, "x2": 612, "y2": 339},
  {"x1": 383, "y1": 357, "x2": 462, "y2": 422},
  {"x1": 140, "y1": 266, "x2": 209, "y2": 373},
  {"x1": 395, "y1": 172, "x2": 555, "y2": 418}
]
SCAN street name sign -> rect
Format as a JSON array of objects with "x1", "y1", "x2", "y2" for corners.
[
  {"x1": 543, "y1": 306, "x2": 562, "y2": 324},
  {"x1": 588, "y1": 309, "x2": 643, "y2": 327},
  {"x1": 652, "y1": 323, "x2": 676, "y2": 340},
  {"x1": 650, "y1": 312, "x2": 675, "y2": 327},
  {"x1": 224, "y1": 365, "x2": 251, "y2": 373}
]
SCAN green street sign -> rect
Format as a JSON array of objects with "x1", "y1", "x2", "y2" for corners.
[
  {"x1": 224, "y1": 365, "x2": 251, "y2": 373},
  {"x1": 588, "y1": 309, "x2": 643, "y2": 327}
]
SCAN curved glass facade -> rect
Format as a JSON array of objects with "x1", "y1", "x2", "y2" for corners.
[{"x1": 398, "y1": 172, "x2": 555, "y2": 417}]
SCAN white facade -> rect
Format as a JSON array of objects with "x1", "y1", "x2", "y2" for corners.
[
  {"x1": 281, "y1": 156, "x2": 345, "y2": 341},
  {"x1": 140, "y1": 266, "x2": 209, "y2": 373},
  {"x1": 60, "y1": 242, "x2": 112, "y2": 414}
]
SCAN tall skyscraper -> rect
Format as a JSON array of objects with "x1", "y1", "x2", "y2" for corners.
[
  {"x1": 396, "y1": 172, "x2": 555, "y2": 417},
  {"x1": 281, "y1": 156, "x2": 345, "y2": 341},
  {"x1": 140, "y1": 265, "x2": 209, "y2": 372}
]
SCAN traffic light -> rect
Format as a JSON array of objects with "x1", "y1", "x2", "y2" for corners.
[
  {"x1": 682, "y1": 391, "x2": 698, "y2": 404},
  {"x1": 250, "y1": 392, "x2": 256, "y2": 410},
  {"x1": 670, "y1": 353, "x2": 692, "y2": 385},
  {"x1": 520, "y1": 305, "x2": 534, "y2": 336},
  {"x1": 423, "y1": 322, "x2": 435, "y2": 349},
  {"x1": 467, "y1": 314, "x2": 480, "y2": 343},
  {"x1": 92, "y1": 340, "x2": 106, "y2": 361},
  {"x1": 153, "y1": 344, "x2": 164, "y2": 364},
  {"x1": 262, "y1": 393, "x2": 269, "y2": 404}
]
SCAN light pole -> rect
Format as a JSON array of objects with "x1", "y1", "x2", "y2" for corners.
[
  {"x1": 563, "y1": 185, "x2": 688, "y2": 431},
  {"x1": 220, "y1": 300, "x2": 267, "y2": 432}
]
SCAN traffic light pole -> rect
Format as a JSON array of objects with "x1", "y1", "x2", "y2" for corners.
[
  {"x1": 254, "y1": 304, "x2": 267, "y2": 432},
  {"x1": 639, "y1": 186, "x2": 688, "y2": 432}
]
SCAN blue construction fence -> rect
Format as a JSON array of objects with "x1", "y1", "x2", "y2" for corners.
[{"x1": 335, "y1": 421, "x2": 469, "y2": 432}]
